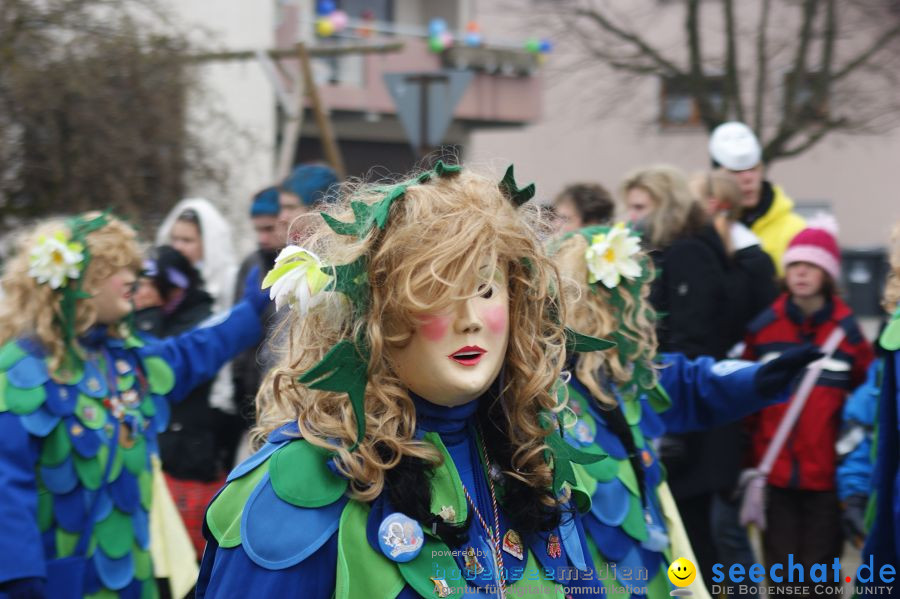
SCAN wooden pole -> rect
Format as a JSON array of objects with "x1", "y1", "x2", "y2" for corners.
[{"x1": 296, "y1": 42, "x2": 346, "y2": 180}]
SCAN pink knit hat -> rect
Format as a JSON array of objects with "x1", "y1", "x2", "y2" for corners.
[{"x1": 782, "y1": 214, "x2": 841, "y2": 280}]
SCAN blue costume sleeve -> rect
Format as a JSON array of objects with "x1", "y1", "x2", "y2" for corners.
[
  {"x1": 143, "y1": 301, "x2": 262, "y2": 403},
  {"x1": 0, "y1": 412, "x2": 46, "y2": 585},
  {"x1": 196, "y1": 535, "x2": 338, "y2": 599},
  {"x1": 836, "y1": 360, "x2": 880, "y2": 500},
  {"x1": 657, "y1": 353, "x2": 780, "y2": 434}
]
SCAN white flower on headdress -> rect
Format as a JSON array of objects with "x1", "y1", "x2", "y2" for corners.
[
  {"x1": 584, "y1": 223, "x2": 642, "y2": 288},
  {"x1": 28, "y1": 232, "x2": 85, "y2": 290},
  {"x1": 261, "y1": 245, "x2": 332, "y2": 314}
]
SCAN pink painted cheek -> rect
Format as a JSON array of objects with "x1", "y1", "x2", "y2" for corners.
[
  {"x1": 418, "y1": 315, "x2": 451, "y2": 342},
  {"x1": 482, "y1": 305, "x2": 508, "y2": 335}
]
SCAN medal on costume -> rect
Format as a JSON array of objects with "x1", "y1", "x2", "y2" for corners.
[
  {"x1": 377, "y1": 513, "x2": 423, "y2": 562},
  {"x1": 502, "y1": 529, "x2": 524, "y2": 560},
  {"x1": 546, "y1": 533, "x2": 562, "y2": 559},
  {"x1": 430, "y1": 578, "x2": 451, "y2": 598},
  {"x1": 573, "y1": 419, "x2": 594, "y2": 445},
  {"x1": 464, "y1": 546, "x2": 485, "y2": 575}
]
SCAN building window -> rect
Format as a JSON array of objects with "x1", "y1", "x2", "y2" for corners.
[{"x1": 659, "y1": 75, "x2": 724, "y2": 127}]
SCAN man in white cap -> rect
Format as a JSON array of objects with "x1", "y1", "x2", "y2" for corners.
[{"x1": 709, "y1": 122, "x2": 805, "y2": 275}]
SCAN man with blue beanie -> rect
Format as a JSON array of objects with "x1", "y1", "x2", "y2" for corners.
[
  {"x1": 278, "y1": 162, "x2": 339, "y2": 244},
  {"x1": 229, "y1": 186, "x2": 287, "y2": 447}
]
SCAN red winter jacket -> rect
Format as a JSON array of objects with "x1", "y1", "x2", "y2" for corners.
[{"x1": 743, "y1": 294, "x2": 874, "y2": 491}]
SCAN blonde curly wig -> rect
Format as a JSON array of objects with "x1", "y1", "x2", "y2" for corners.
[
  {"x1": 0, "y1": 214, "x2": 142, "y2": 373},
  {"x1": 256, "y1": 167, "x2": 568, "y2": 504}
]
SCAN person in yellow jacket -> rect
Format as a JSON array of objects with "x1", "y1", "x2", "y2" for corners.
[{"x1": 709, "y1": 122, "x2": 806, "y2": 276}]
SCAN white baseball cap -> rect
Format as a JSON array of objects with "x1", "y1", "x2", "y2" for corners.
[{"x1": 709, "y1": 121, "x2": 762, "y2": 171}]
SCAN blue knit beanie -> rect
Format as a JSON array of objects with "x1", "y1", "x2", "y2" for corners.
[
  {"x1": 250, "y1": 186, "x2": 280, "y2": 217},
  {"x1": 280, "y1": 164, "x2": 339, "y2": 206}
]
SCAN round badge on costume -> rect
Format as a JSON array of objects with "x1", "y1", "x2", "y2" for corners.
[{"x1": 378, "y1": 513, "x2": 424, "y2": 562}]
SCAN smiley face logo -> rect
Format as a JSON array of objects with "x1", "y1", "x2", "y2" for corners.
[{"x1": 667, "y1": 557, "x2": 696, "y2": 587}]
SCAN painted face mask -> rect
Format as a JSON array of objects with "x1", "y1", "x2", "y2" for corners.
[{"x1": 390, "y1": 266, "x2": 510, "y2": 407}]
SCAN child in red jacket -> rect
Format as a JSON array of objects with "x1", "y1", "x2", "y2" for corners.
[{"x1": 743, "y1": 218, "x2": 874, "y2": 584}]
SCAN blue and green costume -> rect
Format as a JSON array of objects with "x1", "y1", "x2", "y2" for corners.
[
  {"x1": 0, "y1": 303, "x2": 262, "y2": 598},
  {"x1": 564, "y1": 354, "x2": 786, "y2": 597},
  {"x1": 197, "y1": 391, "x2": 610, "y2": 598}
]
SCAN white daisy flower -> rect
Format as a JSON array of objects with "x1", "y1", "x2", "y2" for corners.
[
  {"x1": 261, "y1": 246, "x2": 332, "y2": 314},
  {"x1": 28, "y1": 232, "x2": 85, "y2": 290},
  {"x1": 584, "y1": 223, "x2": 642, "y2": 288}
]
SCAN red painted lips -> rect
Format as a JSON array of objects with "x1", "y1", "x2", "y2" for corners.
[{"x1": 448, "y1": 345, "x2": 487, "y2": 366}]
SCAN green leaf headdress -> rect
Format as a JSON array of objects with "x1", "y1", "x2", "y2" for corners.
[
  {"x1": 263, "y1": 163, "x2": 613, "y2": 481},
  {"x1": 28, "y1": 212, "x2": 111, "y2": 355},
  {"x1": 561, "y1": 223, "x2": 664, "y2": 396}
]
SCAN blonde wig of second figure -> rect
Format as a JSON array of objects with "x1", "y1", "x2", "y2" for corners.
[
  {"x1": 552, "y1": 230, "x2": 659, "y2": 406},
  {"x1": 256, "y1": 167, "x2": 568, "y2": 506},
  {"x1": 0, "y1": 215, "x2": 142, "y2": 373}
]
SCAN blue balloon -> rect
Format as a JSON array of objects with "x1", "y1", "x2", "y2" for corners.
[
  {"x1": 428, "y1": 18, "x2": 447, "y2": 37},
  {"x1": 539, "y1": 39, "x2": 553, "y2": 53},
  {"x1": 317, "y1": 0, "x2": 336, "y2": 15},
  {"x1": 464, "y1": 32, "x2": 482, "y2": 47}
]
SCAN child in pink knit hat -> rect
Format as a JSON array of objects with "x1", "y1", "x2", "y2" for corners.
[{"x1": 742, "y1": 215, "x2": 875, "y2": 594}]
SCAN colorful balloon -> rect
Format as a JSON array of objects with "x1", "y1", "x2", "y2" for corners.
[
  {"x1": 316, "y1": 0, "x2": 336, "y2": 16},
  {"x1": 428, "y1": 18, "x2": 447, "y2": 38},
  {"x1": 316, "y1": 17, "x2": 336, "y2": 37},
  {"x1": 330, "y1": 10, "x2": 348, "y2": 32}
]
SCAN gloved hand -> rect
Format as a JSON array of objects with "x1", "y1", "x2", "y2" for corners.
[
  {"x1": 841, "y1": 494, "x2": 869, "y2": 548},
  {"x1": 242, "y1": 265, "x2": 270, "y2": 316},
  {"x1": 753, "y1": 344, "x2": 823, "y2": 397}
]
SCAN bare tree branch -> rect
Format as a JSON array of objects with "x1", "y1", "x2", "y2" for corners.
[
  {"x1": 722, "y1": 0, "x2": 745, "y2": 123},
  {"x1": 753, "y1": 0, "x2": 772, "y2": 133},
  {"x1": 574, "y1": 7, "x2": 683, "y2": 76},
  {"x1": 832, "y1": 21, "x2": 900, "y2": 82},
  {"x1": 685, "y1": 0, "x2": 717, "y2": 129}
]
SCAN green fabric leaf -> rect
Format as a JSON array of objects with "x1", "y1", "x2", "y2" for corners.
[
  {"x1": 570, "y1": 463, "x2": 595, "y2": 513},
  {"x1": 620, "y1": 493, "x2": 648, "y2": 542},
  {"x1": 325, "y1": 256, "x2": 370, "y2": 317},
  {"x1": 117, "y1": 374, "x2": 135, "y2": 392},
  {"x1": 335, "y1": 501, "x2": 406, "y2": 599},
  {"x1": 585, "y1": 535, "x2": 631, "y2": 599},
  {"x1": 125, "y1": 335, "x2": 145, "y2": 349},
  {"x1": 397, "y1": 535, "x2": 463, "y2": 599},
  {"x1": 76, "y1": 394, "x2": 106, "y2": 430},
  {"x1": 73, "y1": 444, "x2": 108, "y2": 490},
  {"x1": 546, "y1": 429, "x2": 605, "y2": 494},
  {"x1": 40, "y1": 421, "x2": 72, "y2": 466},
  {"x1": 645, "y1": 383, "x2": 672, "y2": 414},
  {"x1": 6, "y1": 383, "x2": 47, "y2": 415},
  {"x1": 85, "y1": 589, "x2": 118, "y2": 599},
  {"x1": 583, "y1": 453, "x2": 621, "y2": 482},
  {"x1": 140, "y1": 579, "x2": 158, "y2": 599},
  {"x1": 565, "y1": 327, "x2": 616, "y2": 353},
  {"x1": 424, "y1": 433, "x2": 468, "y2": 527},
  {"x1": 617, "y1": 459, "x2": 640, "y2": 498},
  {"x1": 0, "y1": 373, "x2": 7, "y2": 412},
  {"x1": 623, "y1": 398, "x2": 642, "y2": 426},
  {"x1": 139, "y1": 397, "x2": 156, "y2": 418},
  {"x1": 95, "y1": 508, "x2": 135, "y2": 559},
  {"x1": 269, "y1": 440, "x2": 347, "y2": 508},
  {"x1": 498, "y1": 164, "x2": 536, "y2": 207},
  {"x1": 630, "y1": 425, "x2": 645, "y2": 450},
  {"x1": 38, "y1": 490, "x2": 53, "y2": 532},
  {"x1": 139, "y1": 470, "x2": 153, "y2": 511},
  {"x1": 56, "y1": 528, "x2": 79, "y2": 558},
  {"x1": 143, "y1": 356, "x2": 174, "y2": 395},
  {"x1": 133, "y1": 546, "x2": 152, "y2": 580},
  {"x1": 879, "y1": 309, "x2": 900, "y2": 350},
  {"x1": 298, "y1": 340, "x2": 369, "y2": 451},
  {"x1": 122, "y1": 437, "x2": 147, "y2": 475},
  {"x1": 321, "y1": 212, "x2": 361, "y2": 237},
  {"x1": 507, "y1": 552, "x2": 566, "y2": 598},
  {"x1": 206, "y1": 460, "x2": 270, "y2": 548},
  {"x1": 0, "y1": 341, "x2": 27, "y2": 370},
  {"x1": 646, "y1": 565, "x2": 672, "y2": 597}
]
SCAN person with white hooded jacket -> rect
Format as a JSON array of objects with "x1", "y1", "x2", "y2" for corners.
[{"x1": 156, "y1": 198, "x2": 241, "y2": 465}]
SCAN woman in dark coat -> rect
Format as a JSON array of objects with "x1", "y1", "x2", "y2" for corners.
[
  {"x1": 134, "y1": 245, "x2": 229, "y2": 557},
  {"x1": 621, "y1": 165, "x2": 750, "y2": 593}
]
